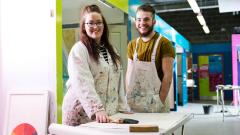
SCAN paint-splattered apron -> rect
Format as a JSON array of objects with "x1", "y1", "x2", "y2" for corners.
[{"x1": 126, "y1": 35, "x2": 170, "y2": 113}]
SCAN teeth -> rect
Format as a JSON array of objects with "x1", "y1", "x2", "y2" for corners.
[{"x1": 139, "y1": 26, "x2": 147, "y2": 29}]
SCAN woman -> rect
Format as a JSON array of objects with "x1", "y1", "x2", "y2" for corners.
[{"x1": 62, "y1": 5, "x2": 129, "y2": 126}]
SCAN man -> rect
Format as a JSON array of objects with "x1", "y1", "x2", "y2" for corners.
[{"x1": 125, "y1": 4, "x2": 175, "y2": 113}]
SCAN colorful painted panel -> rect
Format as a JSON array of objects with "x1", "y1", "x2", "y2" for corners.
[
  {"x1": 11, "y1": 123, "x2": 37, "y2": 135},
  {"x1": 199, "y1": 64, "x2": 209, "y2": 78},
  {"x1": 198, "y1": 56, "x2": 210, "y2": 99},
  {"x1": 198, "y1": 55, "x2": 222, "y2": 99},
  {"x1": 5, "y1": 91, "x2": 49, "y2": 135},
  {"x1": 208, "y1": 55, "x2": 223, "y2": 92}
]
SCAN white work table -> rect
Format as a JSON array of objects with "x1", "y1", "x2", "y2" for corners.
[{"x1": 49, "y1": 112, "x2": 193, "y2": 135}]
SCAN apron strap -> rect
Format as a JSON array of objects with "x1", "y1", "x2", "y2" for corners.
[
  {"x1": 133, "y1": 37, "x2": 140, "y2": 61},
  {"x1": 133, "y1": 34, "x2": 162, "y2": 62},
  {"x1": 151, "y1": 34, "x2": 162, "y2": 62}
]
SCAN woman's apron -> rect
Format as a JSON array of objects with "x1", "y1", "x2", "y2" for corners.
[{"x1": 126, "y1": 35, "x2": 170, "y2": 113}]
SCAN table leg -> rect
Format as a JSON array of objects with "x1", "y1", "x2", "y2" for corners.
[
  {"x1": 216, "y1": 88, "x2": 219, "y2": 111},
  {"x1": 181, "y1": 125, "x2": 184, "y2": 135},
  {"x1": 221, "y1": 90, "x2": 225, "y2": 122}
]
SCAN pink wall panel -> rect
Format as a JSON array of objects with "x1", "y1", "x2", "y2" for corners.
[{"x1": 232, "y1": 34, "x2": 240, "y2": 105}]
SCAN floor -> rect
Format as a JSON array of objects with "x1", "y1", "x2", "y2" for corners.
[{"x1": 175, "y1": 101, "x2": 240, "y2": 135}]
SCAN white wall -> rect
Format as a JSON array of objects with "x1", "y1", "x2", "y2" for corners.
[
  {"x1": 218, "y1": 0, "x2": 240, "y2": 13},
  {"x1": 0, "y1": 0, "x2": 56, "y2": 134},
  {"x1": 0, "y1": 0, "x2": 3, "y2": 133}
]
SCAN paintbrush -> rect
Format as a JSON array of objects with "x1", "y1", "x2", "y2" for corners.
[{"x1": 110, "y1": 118, "x2": 139, "y2": 124}]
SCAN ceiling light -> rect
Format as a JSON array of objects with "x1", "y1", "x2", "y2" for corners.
[
  {"x1": 197, "y1": 14, "x2": 206, "y2": 25},
  {"x1": 187, "y1": 0, "x2": 200, "y2": 13},
  {"x1": 203, "y1": 25, "x2": 210, "y2": 34},
  {"x1": 187, "y1": 0, "x2": 210, "y2": 34}
]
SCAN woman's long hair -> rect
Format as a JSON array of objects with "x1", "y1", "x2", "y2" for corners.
[{"x1": 79, "y1": 4, "x2": 120, "y2": 68}]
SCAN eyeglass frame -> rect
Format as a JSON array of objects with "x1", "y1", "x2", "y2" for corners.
[{"x1": 84, "y1": 21, "x2": 103, "y2": 28}]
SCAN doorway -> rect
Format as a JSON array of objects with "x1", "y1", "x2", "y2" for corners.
[{"x1": 108, "y1": 25, "x2": 128, "y2": 75}]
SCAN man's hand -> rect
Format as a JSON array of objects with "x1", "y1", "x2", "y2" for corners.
[{"x1": 95, "y1": 111, "x2": 110, "y2": 123}]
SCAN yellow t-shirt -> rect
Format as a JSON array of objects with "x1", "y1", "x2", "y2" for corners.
[{"x1": 127, "y1": 33, "x2": 175, "y2": 81}]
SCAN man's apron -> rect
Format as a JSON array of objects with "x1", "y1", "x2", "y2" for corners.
[{"x1": 126, "y1": 35, "x2": 170, "y2": 113}]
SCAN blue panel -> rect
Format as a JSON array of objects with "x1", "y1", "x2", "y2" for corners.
[
  {"x1": 129, "y1": 0, "x2": 142, "y2": 17},
  {"x1": 173, "y1": 58, "x2": 178, "y2": 111},
  {"x1": 208, "y1": 56, "x2": 223, "y2": 73},
  {"x1": 182, "y1": 52, "x2": 188, "y2": 105},
  {"x1": 127, "y1": 16, "x2": 132, "y2": 42},
  {"x1": 192, "y1": 43, "x2": 231, "y2": 53},
  {"x1": 173, "y1": 43, "x2": 178, "y2": 111}
]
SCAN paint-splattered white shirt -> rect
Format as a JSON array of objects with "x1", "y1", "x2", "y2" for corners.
[{"x1": 62, "y1": 41, "x2": 129, "y2": 126}]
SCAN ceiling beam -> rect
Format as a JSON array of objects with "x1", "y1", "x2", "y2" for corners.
[{"x1": 156, "y1": 5, "x2": 219, "y2": 13}]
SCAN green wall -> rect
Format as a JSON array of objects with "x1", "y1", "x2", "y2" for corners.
[
  {"x1": 106, "y1": 0, "x2": 128, "y2": 13},
  {"x1": 56, "y1": 0, "x2": 63, "y2": 123}
]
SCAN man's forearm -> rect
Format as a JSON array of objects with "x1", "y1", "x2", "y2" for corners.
[
  {"x1": 159, "y1": 76, "x2": 172, "y2": 103},
  {"x1": 160, "y1": 57, "x2": 174, "y2": 104}
]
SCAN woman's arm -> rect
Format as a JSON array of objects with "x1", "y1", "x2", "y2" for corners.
[{"x1": 68, "y1": 42, "x2": 106, "y2": 120}]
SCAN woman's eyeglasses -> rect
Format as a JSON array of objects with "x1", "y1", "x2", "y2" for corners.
[{"x1": 85, "y1": 22, "x2": 103, "y2": 28}]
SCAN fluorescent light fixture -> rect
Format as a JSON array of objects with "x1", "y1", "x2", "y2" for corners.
[
  {"x1": 202, "y1": 25, "x2": 210, "y2": 34},
  {"x1": 98, "y1": 0, "x2": 113, "y2": 8},
  {"x1": 197, "y1": 14, "x2": 206, "y2": 25},
  {"x1": 187, "y1": 0, "x2": 200, "y2": 13},
  {"x1": 187, "y1": 1, "x2": 210, "y2": 34}
]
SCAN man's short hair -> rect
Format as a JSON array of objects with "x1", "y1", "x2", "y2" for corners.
[{"x1": 136, "y1": 4, "x2": 155, "y2": 19}]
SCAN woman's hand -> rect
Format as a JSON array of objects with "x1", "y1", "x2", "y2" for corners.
[{"x1": 95, "y1": 111, "x2": 110, "y2": 123}]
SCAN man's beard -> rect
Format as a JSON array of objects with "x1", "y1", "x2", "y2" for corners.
[{"x1": 137, "y1": 25, "x2": 154, "y2": 37}]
